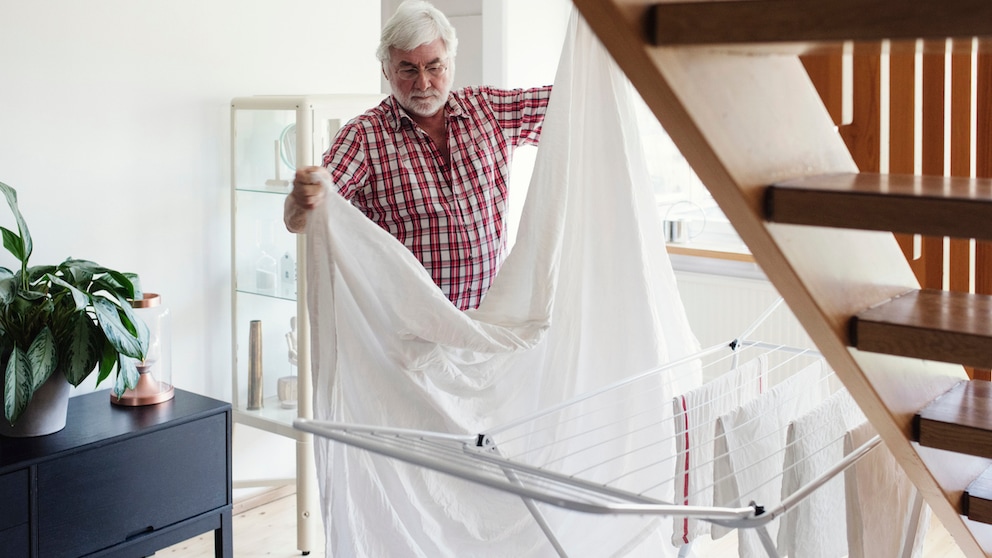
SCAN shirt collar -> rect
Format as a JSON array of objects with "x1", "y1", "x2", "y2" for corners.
[{"x1": 384, "y1": 92, "x2": 468, "y2": 131}]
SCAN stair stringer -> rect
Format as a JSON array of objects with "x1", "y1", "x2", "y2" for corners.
[{"x1": 571, "y1": 0, "x2": 992, "y2": 555}]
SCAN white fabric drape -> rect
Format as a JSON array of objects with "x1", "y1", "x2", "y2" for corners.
[{"x1": 305, "y1": 8, "x2": 700, "y2": 557}]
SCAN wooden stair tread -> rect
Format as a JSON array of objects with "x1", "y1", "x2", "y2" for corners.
[
  {"x1": 965, "y1": 465, "x2": 992, "y2": 524},
  {"x1": 765, "y1": 173, "x2": 992, "y2": 240},
  {"x1": 853, "y1": 289, "x2": 992, "y2": 369},
  {"x1": 651, "y1": 0, "x2": 992, "y2": 48},
  {"x1": 916, "y1": 380, "x2": 992, "y2": 459}
]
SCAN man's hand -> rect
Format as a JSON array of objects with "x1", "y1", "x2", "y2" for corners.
[
  {"x1": 284, "y1": 166, "x2": 331, "y2": 232},
  {"x1": 291, "y1": 166, "x2": 331, "y2": 209}
]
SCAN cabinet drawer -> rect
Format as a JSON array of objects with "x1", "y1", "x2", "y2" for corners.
[
  {"x1": 37, "y1": 413, "x2": 229, "y2": 558},
  {"x1": 0, "y1": 523, "x2": 29, "y2": 556},
  {"x1": 0, "y1": 469, "x2": 28, "y2": 531}
]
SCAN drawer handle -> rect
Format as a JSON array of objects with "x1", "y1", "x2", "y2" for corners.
[{"x1": 125, "y1": 526, "x2": 154, "y2": 540}]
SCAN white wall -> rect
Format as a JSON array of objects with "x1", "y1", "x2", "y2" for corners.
[
  {"x1": 0, "y1": 1, "x2": 380, "y2": 400},
  {"x1": 0, "y1": 0, "x2": 381, "y2": 495}
]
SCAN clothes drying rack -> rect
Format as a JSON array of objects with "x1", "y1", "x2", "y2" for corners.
[{"x1": 295, "y1": 299, "x2": 924, "y2": 558}]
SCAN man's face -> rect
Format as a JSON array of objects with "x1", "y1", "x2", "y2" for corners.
[{"x1": 385, "y1": 38, "x2": 453, "y2": 119}]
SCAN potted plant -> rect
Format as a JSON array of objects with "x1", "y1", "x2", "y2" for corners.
[{"x1": 0, "y1": 180, "x2": 148, "y2": 436}]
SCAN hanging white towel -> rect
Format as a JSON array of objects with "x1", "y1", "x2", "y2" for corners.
[
  {"x1": 711, "y1": 359, "x2": 831, "y2": 558},
  {"x1": 777, "y1": 389, "x2": 866, "y2": 558},
  {"x1": 304, "y1": 8, "x2": 701, "y2": 558},
  {"x1": 845, "y1": 422, "x2": 930, "y2": 558},
  {"x1": 670, "y1": 354, "x2": 768, "y2": 546}
]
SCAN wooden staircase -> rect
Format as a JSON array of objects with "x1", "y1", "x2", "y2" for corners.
[{"x1": 571, "y1": 1, "x2": 992, "y2": 555}]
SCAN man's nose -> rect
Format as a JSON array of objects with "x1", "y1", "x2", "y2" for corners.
[{"x1": 414, "y1": 71, "x2": 431, "y2": 90}]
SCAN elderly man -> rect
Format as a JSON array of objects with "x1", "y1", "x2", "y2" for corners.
[{"x1": 285, "y1": 0, "x2": 552, "y2": 310}]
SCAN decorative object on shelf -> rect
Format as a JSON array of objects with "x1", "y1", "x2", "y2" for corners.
[
  {"x1": 278, "y1": 317, "x2": 298, "y2": 409},
  {"x1": 254, "y1": 220, "x2": 279, "y2": 296},
  {"x1": 0, "y1": 180, "x2": 149, "y2": 437},
  {"x1": 279, "y1": 123, "x2": 297, "y2": 169},
  {"x1": 111, "y1": 293, "x2": 174, "y2": 406},
  {"x1": 264, "y1": 123, "x2": 296, "y2": 190},
  {"x1": 247, "y1": 320, "x2": 263, "y2": 410},
  {"x1": 279, "y1": 251, "x2": 296, "y2": 298}
]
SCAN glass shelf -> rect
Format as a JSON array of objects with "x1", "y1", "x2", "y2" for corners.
[{"x1": 235, "y1": 185, "x2": 294, "y2": 195}]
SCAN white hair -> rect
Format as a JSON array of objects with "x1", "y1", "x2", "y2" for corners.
[{"x1": 376, "y1": 0, "x2": 458, "y2": 64}]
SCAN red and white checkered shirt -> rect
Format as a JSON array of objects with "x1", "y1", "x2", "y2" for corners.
[{"x1": 324, "y1": 86, "x2": 552, "y2": 310}]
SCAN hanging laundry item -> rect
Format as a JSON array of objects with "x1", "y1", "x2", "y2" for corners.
[
  {"x1": 304, "y1": 8, "x2": 700, "y2": 558},
  {"x1": 711, "y1": 359, "x2": 831, "y2": 558},
  {"x1": 671, "y1": 354, "x2": 768, "y2": 546},
  {"x1": 845, "y1": 421, "x2": 931, "y2": 558},
  {"x1": 777, "y1": 389, "x2": 866, "y2": 558}
]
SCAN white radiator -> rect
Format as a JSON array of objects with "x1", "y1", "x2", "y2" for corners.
[{"x1": 674, "y1": 269, "x2": 817, "y2": 383}]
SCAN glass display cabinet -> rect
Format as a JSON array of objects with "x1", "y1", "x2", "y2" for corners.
[{"x1": 230, "y1": 94, "x2": 383, "y2": 553}]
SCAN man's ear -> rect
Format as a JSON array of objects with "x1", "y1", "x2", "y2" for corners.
[{"x1": 381, "y1": 64, "x2": 389, "y2": 81}]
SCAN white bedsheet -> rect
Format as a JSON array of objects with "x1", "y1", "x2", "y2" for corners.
[{"x1": 305, "y1": 9, "x2": 700, "y2": 557}]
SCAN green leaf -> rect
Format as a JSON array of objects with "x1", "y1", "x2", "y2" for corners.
[
  {"x1": 25, "y1": 327, "x2": 56, "y2": 391},
  {"x1": 100, "y1": 269, "x2": 138, "y2": 300},
  {"x1": 56, "y1": 258, "x2": 96, "y2": 287},
  {"x1": 0, "y1": 181, "x2": 32, "y2": 275},
  {"x1": 112, "y1": 356, "x2": 140, "y2": 398},
  {"x1": 61, "y1": 312, "x2": 102, "y2": 386},
  {"x1": 114, "y1": 293, "x2": 149, "y2": 350},
  {"x1": 25, "y1": 265, "x2": 55, "y2": 287},
  {"x1": 0, "y1": 226, "x2": 24, "y2": 262},
  {"x1": 92, "y1": 297, "x2": 144, "y2": 359},
  {"x1": 89, "y1": 272, "x2": 138, "y2": 304},
  {"x1": 0, "y1": 274, "x2": 16, "y2": 305},
  {"x1": 123, "y1": 272, "x2": 143, "y2": 300},
  {"x1": 48, "y1": 274, "x2": 90, "y2": 310},
  {"x1": 95, "y1": 340, "x2": 116, "y2": 386},
  {"x1": 3, "y1": 347, "x2": 32, "y2": 425}
]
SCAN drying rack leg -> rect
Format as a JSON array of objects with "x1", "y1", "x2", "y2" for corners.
[
  {"x1": 488, "y1": 444, "x2": 568, "y2": 557},
  {"x1": 756, "y1": 524, "x2": 781, "y2": 558},
  {"x1": 898, "y1": 488, "x2": 926, "y2": 558}
]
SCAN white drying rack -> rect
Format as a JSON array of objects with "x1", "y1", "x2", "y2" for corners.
[{"x1": 295, "y1": 299, "x2": 921, "y2": 558}]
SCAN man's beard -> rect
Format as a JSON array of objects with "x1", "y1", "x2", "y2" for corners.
[{"x1": 401, "y1": 87, "x2": 448, "y2": 118}]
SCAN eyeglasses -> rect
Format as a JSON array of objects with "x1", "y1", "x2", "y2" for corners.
[{"x1": 394, "y1": 63, "x2": 447, "y2": 82}]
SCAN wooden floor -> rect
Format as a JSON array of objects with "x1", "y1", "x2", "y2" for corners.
[
  {"x1": 160, "y1": 491, "x2": 324, "y2": 558},
  {"x1": 162, "y1": 491, "x2": 967, "y2": 557}
]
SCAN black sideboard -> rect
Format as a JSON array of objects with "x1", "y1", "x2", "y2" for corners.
[{"x1": 0, "y1": 388, "x2": 232, "y2": 558}]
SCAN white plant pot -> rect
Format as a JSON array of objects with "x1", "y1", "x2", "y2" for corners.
[{"x1": 0, "y1": 373, "x2": 71, "y2": 437}]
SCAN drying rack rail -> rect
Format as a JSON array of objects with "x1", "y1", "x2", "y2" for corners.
[
  {"x1": 295, "y1": 300, "x2": 908, "y2": 558},
  {"x1": 294, "y1": 411, "x2": 880, "y2": 522}
]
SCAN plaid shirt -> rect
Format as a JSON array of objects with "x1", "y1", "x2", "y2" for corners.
[{"x1": 324, "y1": 86, "x2": 552, "y2": 310}]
